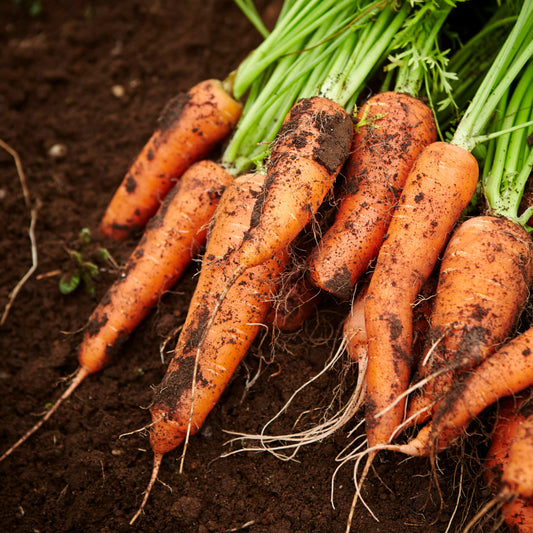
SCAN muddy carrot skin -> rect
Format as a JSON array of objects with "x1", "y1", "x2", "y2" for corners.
[
  {"x1": 148, "y1": 173, "x2": 288, "y2": 455},
  {"x1": 308, "y1": 92, "x2": 437, "y2": 299},
  {"x1": 100, "y1": 79, "x2": 242, "y2": 240},
  {"x1": 80, "y1": 160, "x2": 232, "y2": 373},
  {"x1": 363, "y1": 141, "x2": 479, "y2": 449},
  {"x1": 406, "y1": 215, "x2": 533, "y2": 427},
  {"x1": 235, "y1": 96, "x2": 354, "y2": 270}
]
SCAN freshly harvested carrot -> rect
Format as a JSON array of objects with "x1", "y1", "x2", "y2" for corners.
[
  {"x1": 406, "y1": 54, "x2": 533, "y2": 428},
  {"x1": 0, "y1": 160, "x2": 232, "y2": 463},
  {"x1": 307, "y1": 91, "x2": 437, "y2": 298},
  {"x1": 99, "y1": 79, "x2": 242, "y2": 240},
  {"x1": 235, "y1": 96, "x2": 354, "y2": 270},
  {"x1": 363, "y1": 141, "x2": 479, "y2": 449},
  {"x1": 131, "y1": 173, "x2": 288, "y2": 523},
  {"x1": 398, "y1": 325, "x2": 533, "y2": 457},
  {"x1": 480, "y1": 394, "x2": 533, "y2": 532},
  {"x1": 406, "y1": 216, "x2": 533, "y2": 427}
]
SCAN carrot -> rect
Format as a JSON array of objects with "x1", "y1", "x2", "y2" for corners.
[
  {"x1": 406, "y1": 56, "x2": 533, "y2": 428},
  {"x1": 235, "y1": 95, "x2": 354, "y2": 270},
  {"x1": 307, "y1": 91, "x2": 437, "y2": 298},
  {"x1": 99, "y1": 79, "x2": 242, "y2": 240},
  {"x1": 0, "y1": 160, "x2": 232, "y2": 463},
  {"x1": 398, "y1": 325, "x2": 533, "y2": 457},
  {"x1": 406, "y1": 216, "x2": 533, "y2": 427},
  {"x1": 130, "y1": 172, "x2": 288, "y2": 524},
  {"x1": 363, "y1": 141, "x2": 479, "y2": 448},
  {"x1": 477, "y1": 393, "x2": 533, "y2": 532}
]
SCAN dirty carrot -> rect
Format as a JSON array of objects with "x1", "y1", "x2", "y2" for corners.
[
  {"x1": 398, "y1": 325, "x2": 533, "y2": 457},
  {"x1": 0, "y1": 160, "x2": 232, "y2": 463},
  {"x1": 477, "y1": 393, "x2": 533, "y2": 533},
  {"x1": 99, "y1": 79, "x2": 242, "y2": 240},
  {"x1": 407, "y1": 56, "x2": 533, "y2": 427},
  {"x1": 130, "y1": 173, "x2": 288, "y2": 524},
  {"x1": 235, "y1": 95, "x2": 353, "y2": 271}
]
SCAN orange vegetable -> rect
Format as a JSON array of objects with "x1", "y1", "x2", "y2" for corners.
[
  {"x1": 483, "y1": 393, "x2": 533, "y2": 532},
  {"x1": 363, "y1": 141, "x2": 478, "y2": 450},
  {"x1": 235, "y1": 96, "x2": 354, "y2": 270},
  {"x1": 100, "y1": 79, "x2": 242, "y2": 240},
  {"x1": 406, "y1": 216, "x2": 533, "y2": 427},
  {"x1": 0, "y1": 160, "x2": 232, "y2": 463},
  {"x1": 399, "y1": 325, "x2": 533, "y2": 457},
  {"x1": 131, "y1": 173, "x2": 288, "y2": 523},
  {"x1": 307, "y1": 91, "x2": 437, "y2": 298}
]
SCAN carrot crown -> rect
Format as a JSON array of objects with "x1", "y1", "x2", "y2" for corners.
[{"x1": 224, "y1": 0, "x2": 407, "y2": 175}]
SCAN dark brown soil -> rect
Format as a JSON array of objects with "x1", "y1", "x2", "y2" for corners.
[{"x1": 0, "y1": 2, "x2": 500, "y2": 532}]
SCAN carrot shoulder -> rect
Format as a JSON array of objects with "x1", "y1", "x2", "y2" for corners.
[
  {"x1": 235, "y1": 96, "x2": 354, "y2": 270},
  {"x1": 99, "y1": 79, "x2": 242, "y2": 240},
  {"x1": 363, "y1": 141, "x2": 478, "y2": 448},
  {"x1": 308, "y1": 91, "x2": 436, "y2": 298}
]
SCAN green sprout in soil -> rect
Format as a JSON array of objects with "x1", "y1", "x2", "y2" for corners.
[{"x1": 59, "y1": 228, "x2": 118, "y2": 297}]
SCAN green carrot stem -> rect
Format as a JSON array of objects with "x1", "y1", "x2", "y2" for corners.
[
  {"x1": 451, "y1": 0, "x2": 533, "y2": 151},
  {"x1": 483, "y1": 58, "x2": 533, "y2": 225}
]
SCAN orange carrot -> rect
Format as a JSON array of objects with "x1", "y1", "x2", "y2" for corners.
[
  {"x1": 398, "y1": 325, "x2": 533, "y2": 457},
  {"x1": 100, "y1": 79, "x2": 242, "y2": 240},
  {"x1": 307, "y1": 91, "x2": 437, "y2": 298},
  {"x1": 406, "y1": 216, "x2": 533, "y2": 427},
  {"x1": 482, "y1": 393, "x2": 533, "y2": 532},
  {"x1": 363, "y1": 141, "x2": 478, "y2": 450},
  {"x1": 131, "y1": 172, "x2": 288, "y2": 523},
  {"x1": 235, "y1": 96, "x2": 354, "y2": 270},
  {"x1": 0, "y1": 160, "x2": 232, "y2": 463}
]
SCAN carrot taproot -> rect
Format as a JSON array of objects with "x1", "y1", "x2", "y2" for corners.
[
  {"x1": 479, "y1": 393, "x2": 533, "y2": 532},
  {"x1": 363, "y1": 141, "x2": 479, "y2": 449},
  {"x1": 130, "y1": 172, "x2": 289, "y2": 524},
  {"x1": 234, "y1": 96, "x2": 354, "y2": 270},
  {"x1": 307, "y1": 91, "x2": 437, "y2": 298},
  {"x1": 406, "y1": 216, "x2": 533, "y2": 427},
  {"x1": 99, "y1": 79, "x2": 242, "y2": 240},
  {"x1": 0, "y1": 160, "x2": 232, "y2": 463}
]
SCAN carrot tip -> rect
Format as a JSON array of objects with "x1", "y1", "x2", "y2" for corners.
[{"x1": 130, "y1": 453, "x2": 164, "y2": 525}]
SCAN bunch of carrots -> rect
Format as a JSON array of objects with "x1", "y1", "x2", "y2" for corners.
[{"x1": 3, "y1": 0, "x2": 533, "y2": 530}]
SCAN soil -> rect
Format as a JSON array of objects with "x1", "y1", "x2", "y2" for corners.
[{"x1": 0, "y1": 2, "x2": 506, "y2": 532}]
